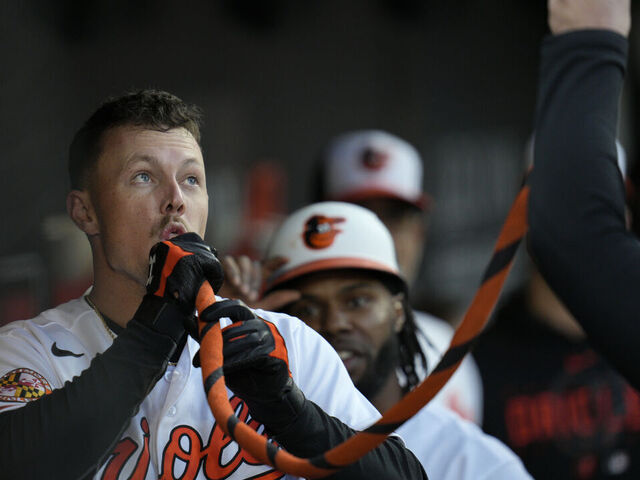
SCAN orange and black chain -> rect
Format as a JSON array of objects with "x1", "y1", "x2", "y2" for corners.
[{"x1": 195, "y1": 183, "x2": 530, "y2": 478}]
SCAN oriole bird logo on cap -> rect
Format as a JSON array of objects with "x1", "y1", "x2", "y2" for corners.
[
  {"x1": 303, "y1": 215, "x2": 345, "y2": 249},
  {"x1": 361, "y1": 147, "x2": 389, "y2": 171}
]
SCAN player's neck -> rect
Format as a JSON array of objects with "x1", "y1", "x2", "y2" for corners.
[
  {"x1": 89, "y1": 257, "x2": 146, "y2": 329},
  {"x1": 89, "y1": 281, "x2": 144, "y2": 328},
  {"x1": 370, "y1": 371, "x2": 404, "y2": 414}
]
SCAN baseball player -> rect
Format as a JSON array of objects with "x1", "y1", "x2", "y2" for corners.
[
  {"x1": 0, "y1": 90, "x2": 427, "y2": 479},
  {"x1": 528, "y1": 1, "x2": 640, "y2": 389},
  {"x1": 316, "y1": 130, "x2": 484, "y2": 423},
  {"x1": 261, "y1": 200, "x2": 533, "y2": 479}
]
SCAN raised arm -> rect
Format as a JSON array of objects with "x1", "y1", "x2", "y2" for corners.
[{"x1": 528, "y1": 0, "x2": 640, "y2": 387}]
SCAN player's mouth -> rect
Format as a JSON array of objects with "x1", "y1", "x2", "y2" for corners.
[
  {"x1": 335, "y1": 348, "x2": 364, "y2": 376},
  {"x1": 330, "y1": 336, "x2": 369, "y2": 378},
  {"x1": 160, "y1": 223, "x2": 187, "y2": 241}
]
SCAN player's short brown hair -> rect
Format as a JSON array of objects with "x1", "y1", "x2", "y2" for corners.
[{"x1": 68, "y1": 89, "x2": 203, "y2": 190}]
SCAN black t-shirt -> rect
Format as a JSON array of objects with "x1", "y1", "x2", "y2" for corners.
[{"x1": 475, "y1": 292, "x2": 640, "y2": 479}]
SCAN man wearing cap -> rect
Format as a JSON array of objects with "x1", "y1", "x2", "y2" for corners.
[
  {"x1": 316, "y1": 129, "x2": 483, "y2": 423},
  {"x1": 261, "y1": 200, "x2": 532, "y2": 479}
]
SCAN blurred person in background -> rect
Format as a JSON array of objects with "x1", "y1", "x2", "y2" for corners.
[
  {"x1": 221, "y1": 130, "x2": 485, "y2": 423},
  {"x1": 475, "y1": 135, "x2": 640, "y2": 478},
  {"x1": 261, "y1": 200, "x2": 533, "y2": 479},
  {"x1": 316, "y1": 129, "x2": 484, "y2": 423}
]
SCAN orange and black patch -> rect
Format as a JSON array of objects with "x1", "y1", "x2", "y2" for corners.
[
  {"x1": 302, "y1": 215, "x2": 345, "y2": 250},
  {"x1": 0, "y1": 368, "x2": 52, "y2": 403}
]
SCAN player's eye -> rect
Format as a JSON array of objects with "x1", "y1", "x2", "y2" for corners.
[
  {"x1": 133, "y1": 172, "x2": 151, "y2": 183},
  {"x1": 287, "y1": 302, "x2": 321, "y2": 324},
  {"x1": 345, "y1": 294, "x2": 371, "y2": 309},
  {"x1": 185, "y1": 175, "x2": 199, "y2": 186}
]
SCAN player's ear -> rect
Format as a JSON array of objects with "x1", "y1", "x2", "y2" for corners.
[
  {"x1": 392, "y1": 293, "x2": 405, "y2": 333},
  {"x1": 67, "y1": 189, "x2": 99, "y2": 236}
]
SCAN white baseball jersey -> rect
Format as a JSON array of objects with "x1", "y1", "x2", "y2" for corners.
[
  {"x1": 0, "y1": 296, "x2": 381, "y2": 479},
  {"x1": 408, "y1": 310, "x2": 484, "y2": 424},
  {"x1": 397, "y1": 402, "x2": 532, "y2": 479}
]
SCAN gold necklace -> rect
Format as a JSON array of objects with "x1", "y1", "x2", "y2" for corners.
[{"x1": 85, "y1": 296, "x2": 116, "y2": 340}]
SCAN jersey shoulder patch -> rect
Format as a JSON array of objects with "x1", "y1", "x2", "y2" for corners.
[{"x1": 0, "y1": 368, "x2": 52, "y2": 403}]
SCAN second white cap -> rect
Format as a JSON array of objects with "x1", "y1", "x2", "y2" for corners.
[{"x1": 322, "y1": 130, "x2": 429, "y2": 210}]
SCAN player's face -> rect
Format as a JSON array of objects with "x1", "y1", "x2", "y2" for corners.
[
  {"x1": 284, "y1": 271, "x2": 404, "y2": 385},
  {"x1": 89, "y1": 126, "x2": 208, "y2": 285}
]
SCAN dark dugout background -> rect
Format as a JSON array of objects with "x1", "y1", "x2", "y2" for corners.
[{"x1": 1, "y1": 1, "x2": 638, "y2": 324}]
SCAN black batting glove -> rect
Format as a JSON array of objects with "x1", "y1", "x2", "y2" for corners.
[
  {"x1": 133, "y1": 233, "x2": 224, "y2": 344},
  {"x1": 145, "y1": 232, "x2": 224, "y2": 312},
  {"x1": 197, "y1": 299, "x2": 306, "y2": 435}
]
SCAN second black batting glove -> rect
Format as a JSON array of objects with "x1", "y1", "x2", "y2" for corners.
[{"x1": 197, "y1": 299, "x2": 306, "y2": 435}]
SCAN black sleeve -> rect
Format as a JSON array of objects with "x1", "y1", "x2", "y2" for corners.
[
  {"x1": 273, "y1": 399, "x2": 428, "y2": 480},
  {"x1": 528, "y1": 30, "x2": 640, "y2": 388},
  {"x1": 0, "y1": 320, "x2": 178, "y2": 480}
]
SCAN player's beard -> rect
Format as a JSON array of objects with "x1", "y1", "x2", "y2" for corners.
[{"x1": 355, "y1": 333, "x2": 401, "y2": 400}]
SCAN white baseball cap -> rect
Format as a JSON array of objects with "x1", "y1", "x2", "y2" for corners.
[
  {"x1": 322, "y1": 130, "x2": 430, "y2": 210},
  {"x1": 263, "y1": 201, "x2": 406, "y2": 293}
]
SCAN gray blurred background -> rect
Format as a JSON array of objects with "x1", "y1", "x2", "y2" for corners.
[{"x1": 1, "y1": 0, "x2": 638, "y2": 325}]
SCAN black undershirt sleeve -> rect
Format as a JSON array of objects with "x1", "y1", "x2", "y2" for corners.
[
  {"x1": 528, "y1": 30, "x2": 640, "y2": 388},
  {"x1": 0, "y1": 320, "x2": 178, "y2": 480},
  {"x1": 273, "y1": 399, "x2": 428, "y2": 479}
]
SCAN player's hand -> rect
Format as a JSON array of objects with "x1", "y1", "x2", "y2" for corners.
[
  {"x1": 198, "y1": 299, "x2": 305, "y2": 433},
  {"x1": 146, "y1": 232, "x2": 224, "y2": 314},
  {"x1": 133, "y1": 233, "x2": 224, "y2": 343},
  {"x1": 217, "y1": 255, "x2": 300, "y2": 311},
  {"x1": 548, "y1": 0, "x2": 631, "y2": 37}
]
